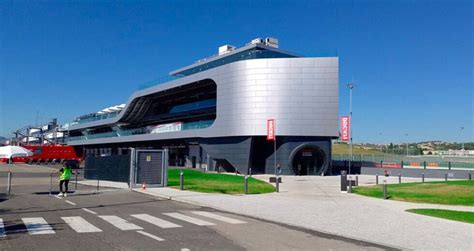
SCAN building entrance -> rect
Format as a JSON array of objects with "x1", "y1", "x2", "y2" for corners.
[{"x1": 292, "y1": 146, "x2": 325, "y2": 175}]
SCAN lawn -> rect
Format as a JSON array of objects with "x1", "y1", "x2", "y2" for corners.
[
  {"x1": 353, "y1": 180, "x2": 474, "y2": 205},
  {"x1": 332, "y1": 144, "x2": 384, "y2": 155},
  {"x1": 167, "y1": 168, "x2": 276, "y2": 194},
  {"x1": 406, "y1": 209, "x2": 474, "y2": 224}
]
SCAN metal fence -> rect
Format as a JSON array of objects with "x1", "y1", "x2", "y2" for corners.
[
  {"x1": 84, "y1": 155, "x2": 131, "y2": 183},
  {"x1": 333, "y1": 154, "x2": 474, "y2": 169}
]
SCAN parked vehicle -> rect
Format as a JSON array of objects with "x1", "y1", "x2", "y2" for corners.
[{"x1": 3, "y1": 145, "x2": 82, "y2": 164}]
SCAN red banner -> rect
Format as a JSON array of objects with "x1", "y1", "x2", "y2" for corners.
[
  {"x1": 341, "y1": 116, "x2": 350, "y2": 142},
  {"x1": 267, "y1": 119, "x2": 275, "y2": 141}
]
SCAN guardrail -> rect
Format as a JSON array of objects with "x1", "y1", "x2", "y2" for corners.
[{"x1": 333, "y1": 154, "x2": 474, "y2": 169}]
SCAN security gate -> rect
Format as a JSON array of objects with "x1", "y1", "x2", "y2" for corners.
[{"x1": 130, "y1": 149, "x2": 168, "y2": 188}]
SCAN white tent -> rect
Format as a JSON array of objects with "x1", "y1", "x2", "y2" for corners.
[{"x1": 0, "y1": 146, "x2": 33, "y2": 159}]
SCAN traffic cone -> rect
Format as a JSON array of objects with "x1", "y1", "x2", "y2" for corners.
[{"x1": 141, "y1": 182, "x2": 146, "y2": 191}]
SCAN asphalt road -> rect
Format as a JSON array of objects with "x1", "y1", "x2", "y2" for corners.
[{"x1": 0, "y1": 164, "x2": 394, "y2": 251}]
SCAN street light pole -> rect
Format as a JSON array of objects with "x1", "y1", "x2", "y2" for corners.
[
  {"x1": 348, "y1": 82, "x2": 354, "y2": 174},
  {"x1": 405, "y1": 133, "x2": 409, "y2": 156},
  {"x1": 460, "y1": 126, "x2": 464, "y2": 152}
]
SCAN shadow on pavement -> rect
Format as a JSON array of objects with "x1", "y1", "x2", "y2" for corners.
[
  {"x1": 0, "y1": 198, "x2": 163, "y2": 216},
  {"x1": 3, "y1": 220, "x2": 64, "y2": 238}
]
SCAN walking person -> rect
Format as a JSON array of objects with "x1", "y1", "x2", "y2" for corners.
[{"x1": 56, "y1": 161, "x2": 73, "y2": 197}]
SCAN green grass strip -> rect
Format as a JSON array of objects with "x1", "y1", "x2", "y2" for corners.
[
  {"x1": 406, "y1": 209, "x2": 474, "y2": 224},
  {"x1": 167, "y1": 168, "x2": 275, "y2": 194},
  {"x1": 353, "y1": 180, "x2": 474, "y2": 206}
]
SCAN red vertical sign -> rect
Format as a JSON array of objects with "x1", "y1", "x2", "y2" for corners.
[
  {"x1": 341, "y1": 116, "x2": 350, "y2": 142},
  {"x1": 267, "y1": 119, "x2": 275, "y2": 141}
]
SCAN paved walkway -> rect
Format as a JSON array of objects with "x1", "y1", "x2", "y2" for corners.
[{"x1": 80, "y1": 174, "x2": 473, "y2": 250}]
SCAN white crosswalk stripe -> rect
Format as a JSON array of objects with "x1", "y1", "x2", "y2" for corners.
[
  {"x1": 98, "y1": 215, "x2": 143, "y2": 231},
  {"x1": 136, "y1": 230, "x2": 165, "y2": 241},
  {"x1": 163, "y1": 213, "x2": 215, "y2": 226},
  {"x1": 22, "y1": 217, "x2": 55, "y2": 235},
  {"x1": 0, "y1": 218, "x2": 5, "y2": 237},
  {"x1": 61, "y1": 216, "x2": 102, "y2": 233},
  {"x1": 191, "y1": 211, "x2": 246, "y2": 224},
  {"x1": 131, "y1": 214, "x2": 182, "y2": 229}
]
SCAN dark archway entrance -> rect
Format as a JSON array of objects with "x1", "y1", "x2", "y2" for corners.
[{"x1": 291, "y1": 146, "x2": 326, "y2": 175}]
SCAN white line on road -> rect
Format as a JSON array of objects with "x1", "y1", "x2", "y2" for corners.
[
  {"x1": 181, "y1": 248, "x2": 190, "y2": 251},
  {"x1": 191, "y1": 211, "x2": 246, "y2": 224},
  {"x1": 22, "y1": 217, "x2": 56, "y2": 235},
  {"x1": 163, "y1": 213, "x2": 215, "y2": 226},
  {"x1": 98, "y1": 215, "x2": 143, "y2": 231},
  {"x1": 0, "y1": 219, "x2": 5, "y2": 237},
  {"x1": 61, "y1": 216, "x2": 102, "y2": 233},
  {"x1": 65, "y1": 200, "x2": 77, "y2": 206},
  {"x1": 131, "y1": 214, "x2": 182, "y2": 229},
  {"x1": 82, "y1": 208, "x2": 98, "y2": 215},
  {"x1": 136, "y1": 230, "x2": 165, "y2": 242}
]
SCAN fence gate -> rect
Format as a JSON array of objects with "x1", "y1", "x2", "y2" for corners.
[{"x1": 131, "y1": 149, "x2": 168, "y2": 188}]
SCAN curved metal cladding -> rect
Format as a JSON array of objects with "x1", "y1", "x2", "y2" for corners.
[{"x1": 68, "y1": 57, "x2": 338, "y2": 146}]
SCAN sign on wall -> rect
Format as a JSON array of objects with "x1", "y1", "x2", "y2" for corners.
[
  {"x1": 267, "y1": 119, "x2": 275, "y2": 141},
  {"x1": 341, "y1": 116, "x2": 350, "y2": 142}
]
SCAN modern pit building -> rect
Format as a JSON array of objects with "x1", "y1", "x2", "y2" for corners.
[{"x1": 67, "y1": 38, "x2": 339, "y2": 175}]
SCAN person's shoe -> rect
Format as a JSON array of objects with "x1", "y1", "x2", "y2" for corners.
[
  {"x1": 64, "y1": 193, "x2": 67, "y2": 197},
  {"x1": 56, "y1": 192, "x2": 63, "y2": 198}
]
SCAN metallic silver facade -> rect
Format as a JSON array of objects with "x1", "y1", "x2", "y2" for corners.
[{"x1": 69, "y1": 57, "x2": 339, "y2": 145}]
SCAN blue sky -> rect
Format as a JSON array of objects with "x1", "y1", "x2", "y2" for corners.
[{"x1": 0, "y1": 0, "x2": 472, "y2": 143}]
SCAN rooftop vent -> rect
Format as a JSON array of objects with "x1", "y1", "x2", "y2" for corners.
[
  {"x1": 265, "y1": 37, "x2": 279, "y2": 48},
  {"x1": 218, "y1": 44, "x2": 236, "y2": 55},
  {"x1": 250, "y1": 38, "x2": 264, "y2": 45}
]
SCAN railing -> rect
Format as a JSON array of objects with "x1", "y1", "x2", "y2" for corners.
[
  {"x1": 138, "y1": 75, "x2": 181, "y2": 90},
  {"x1": 75, "y1": 112, "x2": 120, "y2": 125},
  {"x1": 67, "y1": 120, "x2": 214, "y2": 142},
  {"x1": 333, "y1": 154, "x2": 474, "y2": 169}
]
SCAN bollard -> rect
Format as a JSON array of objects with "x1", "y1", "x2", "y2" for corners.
[
  {"x1": 398, "y1": 173, "x2": 401, "y2": 184},
  {"x1": 244, "y1": 175, "x2": 249, "y2": 194},
  {"x1": 7, "y1": 172, "x2": 12, "y2": 196},
  {"x1": 180, "y1": 171, "x2": 184, "y2": 190},
  {"x1": 276, "y1": 175, "x2": 280, "y2": 193},
  {"x1": 75, "y1": 171, "x2": 78, "y2": 190},
  {"x1": 380, "y1": 160, "x2": 383, "y2": 169},
  {"x1": 340, "y1": 171, "x2": 348, "y2": 191},
  {"x1": 49, "y1": 173, "x2": 53, "y2": 196},
  {"x1": 348, "y1": 177, "x2": 352, "y2": 193},
  {"x1": 422, "y1": 172, "x2": 425, "y2": 183},
  {"x1": 445, "y1": 172, "x2": 448, "y2": 182},
  {"x1": 376, "y1": 174, "x2": 379, "y2": 185},
  {"x1": 469, "y1": 171, "x2": 472, "y2": 181},
  {"x1": 423, "y1": 161, "x2": 426, "y2": 169},
  {"x1": 401, "y1": 161, "x2": 404, "y2": 169},
  {"x1": 383, "y1": 180, "x2": 388, "y2": 200},
  {"x1": 355, "y1": 175, "x2": 358, "y2": 186},
  {"x1": 96, "y1": 174, "x2": 100, "y2": 192},
  {"x1": 448, "y1": 162, "x2": 451, "y2": 170}
]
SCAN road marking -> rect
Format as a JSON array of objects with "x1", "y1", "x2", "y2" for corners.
[
  {"x1": 136, "y1": 230, "x2": 165, "y2": 241},
  {"x1": 61, "y1": 216, "x2": 102, "y2": 233},
  {"x1": 65, "y1": 200, "x2": 77, "y2": 206},
  {"x1": 131, "y1": 214, "x2": 181, "y2": 229},
  {"x1": 82, "y1": 208, "x2": 98, "y2": 215},
  {"x1": 98, "y1": 215, "x2": 143, "y2": 231},
  {"x1": 163, "y1": 213, "x2": 215, "y2": 226},
  {"x1": 0, "y1": 219, "x2": 5, "y2": 237},
  {"x1": 182, "y1": 248, "x2": 190, "y2": 251},
  {"x1": 191, "y1": 211, "x2": 246, "y2": 224},
  {"x1": 22, "y1": 217, "x2": 56, "y2": 235}
]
